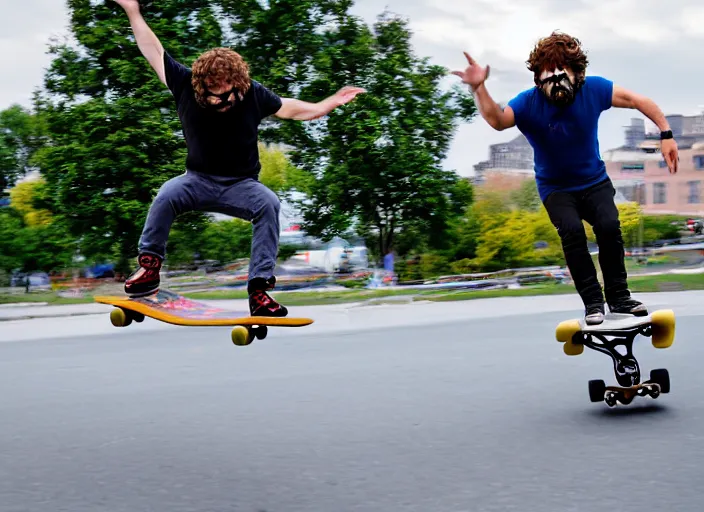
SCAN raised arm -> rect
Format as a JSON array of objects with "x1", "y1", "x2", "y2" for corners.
[
  {"x1": 452, "y1": 52, "x2": 515, "y2": 131},
  {"x1": 472, "y1": 83, "x2": 516, "y2": 131},
  {"x1": 275, "y1": 86, "x2": 366, "y2": 121},
  {"x1": 114, "y1": 0, "x2": 166, "y2": 85}
]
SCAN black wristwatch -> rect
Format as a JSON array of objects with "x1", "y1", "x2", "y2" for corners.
[{"x1": 660, "y1": 130, "x2": 673, "y2": 140}]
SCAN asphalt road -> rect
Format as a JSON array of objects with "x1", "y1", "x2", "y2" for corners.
[{"x1": 1, "y1": 296, "x2": 703, "y2": 511}]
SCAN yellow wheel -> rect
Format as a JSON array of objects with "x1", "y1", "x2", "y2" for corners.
[
  {"x1": 110, "y1": 308, "x2": 131, "y2": 327},
  {"x1": 231, "y1": 326, "x2": 252, "y2": 346},
  {"x1": 563, "y1": 340, "x2": 584, "y2": 356},
  {"x1": 650, "y1": 309, "x2": 675, "y2": 349},
  {"x1": 556, "y1": 319, "x2": 582, "y2": 343}
]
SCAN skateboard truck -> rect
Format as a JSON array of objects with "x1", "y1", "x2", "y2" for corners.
[
  {"x1": 555, "y1": 310, "x2": 675, "y2": 407},
  {"x1": 573, "y1": 323, "x2": 649, "y2": 388}
]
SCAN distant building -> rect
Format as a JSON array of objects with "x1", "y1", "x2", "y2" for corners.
[
  {"x1": 605, "y1": 141, "x2": 704, "y2": 216},
  {"x1": 604, "y1": 110, "x2": 704, "y2": 215},
  {"x1": 473, "y1": 134, "x2": 533, "y2": 177},
  {"x1": 472, "y1": 134, "x2": 534, "y2": 191}
]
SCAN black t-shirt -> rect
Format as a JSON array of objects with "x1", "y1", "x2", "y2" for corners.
[{"x1": 163, "y1": 51, "x2": 283, "y2": 177}]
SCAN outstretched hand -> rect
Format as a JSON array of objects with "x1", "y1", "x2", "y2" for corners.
[
  {"x1": 306, "y1": 86, "x2": 366, "y2": 120},
  {"x1": 330, "y1": 86, "x2": 367, "y2": 107},
  {"x1": 452, "y1": 52, "x2": 490, "y2": 91},
  {"x1": 662, "y1": 138, "x2": 679, "y2": 174}
]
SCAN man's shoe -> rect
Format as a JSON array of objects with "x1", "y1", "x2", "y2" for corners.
[
  {"x1": 585, "y1": 303, "x2": 605, "y2": 325},
  {"x1": 248, "y1": 277, "x2": 288, "y2": 317},
  {"x1": 124, "y1": 253, "x2": 162, "y2": 297},
  {"x1": 609, "y1": 298, "x2": 648, "y2": 317}
]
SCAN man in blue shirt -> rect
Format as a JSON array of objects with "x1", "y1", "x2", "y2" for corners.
[{"x1": 452, "y1": 31, "x2": 679, "y2": 325}]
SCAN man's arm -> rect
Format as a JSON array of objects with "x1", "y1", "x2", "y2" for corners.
[
  {"x1": 275, "y1": 86, "x2": 366, "y2": 121},
  {"x1": 612, "y1": 85, "x2": 669, "y2": 131},
  {"x1": 451, "y1": 52, "x2": 515, "y2": 131},
  {"x1": 471, "y1": 83, "x2": 516, "y2": 131},
  {"x1": 114, "y1": 0, "x2": 166, "y2": 85},
  {"x1": 275, "y1": 98, "x2": 332, "y2": 121},
  {"x1": 612, "y1": 85, "x2": 679, "y2": 173}
]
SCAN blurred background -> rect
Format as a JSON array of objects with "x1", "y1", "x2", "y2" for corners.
[{"x1": 1, "y1": 0, "x2": 703, "y2": 305}]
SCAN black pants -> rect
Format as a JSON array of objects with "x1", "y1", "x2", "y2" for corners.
[{"x1": 543, "y1": 178, "x2": 630, "y2": 307}]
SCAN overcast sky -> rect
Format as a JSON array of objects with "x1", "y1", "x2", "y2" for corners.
[{"x1": 1, "y1": 0, "x2": 701, "y2": 176}]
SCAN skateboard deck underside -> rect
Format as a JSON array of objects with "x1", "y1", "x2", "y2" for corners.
[{"x1": 94, "y1": 289, "x2": 313, "y2": 327}]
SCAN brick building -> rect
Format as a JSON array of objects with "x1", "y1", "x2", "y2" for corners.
[{"x1": 605, "y1": 142, "x2": 704, "y2": 215}]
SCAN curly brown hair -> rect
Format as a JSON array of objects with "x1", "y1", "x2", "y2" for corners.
[
  {"x1": 526, "y1": 31, "x2": 589, "y2": 88},
  {"x1": 191, "y1": 48, "x2": 251, "y2": 107}
]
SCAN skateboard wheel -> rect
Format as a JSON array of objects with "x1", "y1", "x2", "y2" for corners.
[
  {"x1": 556, "y1": 319, "x2": 581, "y2": 343},
  {"x1": 254, "y1": 325, "x2": 268, "y2": 340},
  {"x1": 231, "y1": 326, "x2": 252, "y2": 346},
  {"x1": 650, "y1": 368, "x2": 670, "y2": 393},
  {"x1": 650, "y1": 310, "x2": 675, "y2": 348},
  {"x1": 110, "y1": 308, "x2": 132, "y2": 327},
  {"x1": 588, "y1": 379, "x2": 606, "y2": 403},
  {"x1": 132, "y1": 312, "x2": 145, "y2": 323},
  {"x1": 563, "y1": 340, "x2": 584, "y2": 356}
]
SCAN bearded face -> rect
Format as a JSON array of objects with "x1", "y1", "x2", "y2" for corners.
[{"x1": 538, "y1": 67, "x2": 580, "y2": 108}]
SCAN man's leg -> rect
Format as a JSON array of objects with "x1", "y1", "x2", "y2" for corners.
[
  {"x1": 544, "y1": 189, "x2": 606, "y2": 324},
  {"x1": 581, "y1": 179, "x2": 647, "y2": 316},
  {"x1": 211, "y1": 176, "x2": 287, "y2": 317},
  {"x1": 125, "y1": 172, "x2": 217, "y2": 296}
]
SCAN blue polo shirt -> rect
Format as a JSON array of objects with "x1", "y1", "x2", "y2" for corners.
[{"x1": 507, "y1": 76, "x2": 614, "y2": 201}]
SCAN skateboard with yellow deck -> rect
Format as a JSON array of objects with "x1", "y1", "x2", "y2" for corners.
[
  {"x1": 555, "y1": 309, "x2": 675, "y2": 407},
  {"x1": 95, "y1": 289, "x2": 313, "y2": 346}
]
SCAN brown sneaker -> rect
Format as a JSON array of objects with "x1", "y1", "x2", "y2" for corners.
[{"x1": 124, "y1": 253, "x2": 162, "y2": 297}]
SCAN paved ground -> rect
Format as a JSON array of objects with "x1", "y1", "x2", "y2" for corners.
[{"x1": 1, "y1": 292, "x2": 703, "y2": 511}]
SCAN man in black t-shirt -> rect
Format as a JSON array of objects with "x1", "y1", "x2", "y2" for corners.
[{"x1": 115, "y1": 0, "x2": 364, "y2": 317}]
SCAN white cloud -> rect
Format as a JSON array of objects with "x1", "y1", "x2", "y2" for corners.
[
  {"x1": 679, "y1": 6, "x2": 704, "y2": 37},
  {"x1": 0, "y1": 3, "x2": 69, "y2": 108}
]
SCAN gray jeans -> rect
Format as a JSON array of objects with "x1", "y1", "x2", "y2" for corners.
[{"x1": 138, "y1": 171, "x2": 280, "y2": 281}]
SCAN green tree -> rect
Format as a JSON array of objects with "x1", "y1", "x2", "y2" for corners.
[
  {"x1": 286, "y1": 12, "x2": 476, "y2": 256},
  {"x1": 0, "y1": 208, "x2": 74, "y2": 274},
  {"x1": 0, "y1": 105, "x2": 43, "y2": 192},
  {"x1": 8, "y1": 178, "x2": 53, "y2": 226},
  {"x1": 509, "y1": 179, "x2": 541, "y2": 212},
  {"x1": 0, "y1": 210, "x2": 24, "y2": 273},
  {"x1": 225, "y1": 2, "x2": 476, "y2": 256},
  {"x1": 258, "y1": 143, "x2": 314, "y2": 197}
]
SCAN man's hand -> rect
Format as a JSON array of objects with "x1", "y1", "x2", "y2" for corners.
[
  {"x1": 114, "y1": 0, "x2": 140, "y2": 14},
  {"x1": 315, "y1": 86, "x2": 366, "y2": 118},
  {"x1": 662, "y1": 138, "x2": 679, "y2": 174},
  {"x1": 452, "y1": 52, "x2": 490, "y2": 91}
]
